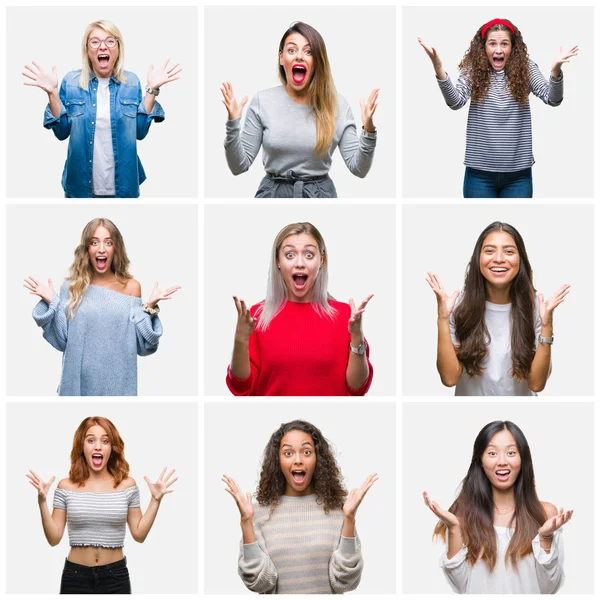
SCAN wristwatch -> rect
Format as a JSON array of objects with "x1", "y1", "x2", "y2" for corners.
[
  {"x1": 350, "y1": 341, "x2": 366, "y2": 355},
  {"x1": 538, "y1": 334, "x2": 554, "y2": 345},
  {"x1": 145, "y1": 85, "x2": 160, "y2": 96}
]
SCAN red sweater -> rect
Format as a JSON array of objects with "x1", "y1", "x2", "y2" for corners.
[{"x1": 226, "y1": 300, "x2": 373, "y2": 396}]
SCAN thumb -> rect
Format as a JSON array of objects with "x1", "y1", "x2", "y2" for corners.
[
  {"x1": 246, "y1": 491, "x2": 252, "y2": 504},
  {"x1": 49, "y1": 475, "x2": 56, "y2": 485},
  {"x1": 538, "y1": 292, "x2": 544, "y2": 305},
  {"x1": 240, "y1": 95, "x2": 248, "y2": 109}
]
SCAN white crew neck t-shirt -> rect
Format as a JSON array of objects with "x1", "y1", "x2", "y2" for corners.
[
  {"x1": 450, "y1": 299, "x2": 543, "y2": 396},
  {"x1": 92, "y1": 77, "x2": 116, "y2": 196}
]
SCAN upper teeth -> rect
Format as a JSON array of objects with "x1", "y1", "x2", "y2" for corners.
[
  {"x1": 497, "y1": 470, "x2": 509, "y2": 475},
  {"x1": 491, "y1": 268, "x2": 507, "y2": 271}
]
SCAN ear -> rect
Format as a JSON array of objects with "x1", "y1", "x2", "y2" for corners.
[{"x1": 279, "y1": 51, "x2": 284, "y2": 67}]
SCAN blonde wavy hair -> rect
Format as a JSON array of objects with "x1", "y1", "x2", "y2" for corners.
[
  {"x1": 66, "y1": 218, "x2": 132, "y2": 319},
  {"x1": 79, "y1": 20, "x2": 127, "y2": 90},
  {"x1": 256, "y1": 222, "x2": 336, "y2": 331},
  {"x1": 278, "y1": 22, "x2": 338, "y2": 157}
]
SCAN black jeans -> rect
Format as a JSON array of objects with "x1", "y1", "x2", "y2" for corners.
[{"x1": 60, "y1": 557, "x2": 131, "y2": 594}]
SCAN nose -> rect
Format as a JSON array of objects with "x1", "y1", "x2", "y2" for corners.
[
  {"x1": 294, "y1": 254, "x2": 306, "y2": 268},
  {"x1": 493, "y1": 250, "x2": 504, "y2": 262},
  {"x1": 294, "y1": 453, "x2": 303, "y2": 464}
]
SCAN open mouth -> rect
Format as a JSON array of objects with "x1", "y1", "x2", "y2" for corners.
[
  {"x1": 492, "y1": 56, "x2": 505, "y2": 68},
  {"x1": 495, "y1": 469, "x2": 511, "y2": 482},
  {"x1": 92, "y1": 453, "x2": 104, "y2": 467},
  {"x1": 98, "y1": 54, "x2": 110, "y2": 68},
  {"x1": 490, "y1": 267, "x2": 508, "y2": 275},
  {"x1": 292, "y1": 274, "x2": 308, "y2": 289},
  {"x1": 96, "y1": 257, "x2": 108, "y2": 270},
  {"x1": 292, "y1": 470, "x2": 306, "y2": 484},
  {"x1": 292, "y1": 64, "x2": 307, "y2": 84}
]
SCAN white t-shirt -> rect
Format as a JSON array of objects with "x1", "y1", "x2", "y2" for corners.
[
  {"x1": 92, "y1": 77, "x2": 116, "y2": 196},
  {"x1": 449, "y1": 299, "x2": 542, "y2": 396}
]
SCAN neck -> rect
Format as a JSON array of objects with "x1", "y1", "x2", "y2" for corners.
[
  {"x1": 285, "y1": 84, "x2": 309, "y2": 104},
  {"x1": 91, "y1": 271, "x2": 117, "y2": 285},
  {"x1": 284, "y1": 484, "x2": 315, "y2": 497},
  {"x1": 87, "y1": 469, "x2": 113, "y2": 483},
  {"x1": 486, "y1": 283, "x2": 511, "y2": 304},
  {"x1": 492, "y1": 486, "x2": 516, "y2": 509}
]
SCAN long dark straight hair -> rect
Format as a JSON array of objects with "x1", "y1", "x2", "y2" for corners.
[
  {"x1": 434, "y1": 421, "x2": 547, "y2": 569},
  {"x1": 454, "y1": 222, "x2": 536, "y2": 381}
]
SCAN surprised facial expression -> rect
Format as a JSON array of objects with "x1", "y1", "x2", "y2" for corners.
[
  {"x1": 279, "y1": 32, "x2": 314, "y2": 93},
  {"x1": 88, "y1": 225, "x2": 115, "y2": 276},
  {"x1": 278, "y1": 233, "x2": 323, "y2": 302},
  {"x1": 485, "y1": 30, "x2": 513, "y2": 72},
  {"x1": 87, "y1": 27, "x2": 119, "y2": 78},
  {"x1": 279, "y1": 429, "x2": 317, "y2": 496},
  {"x1": 481, "y1": 428, "x2": 522, "y2": 491},
  {"x1": 83, "y1": 425, "x2": 112, "y2": 473},
  {"x1": 479, "y1": 230, "x2": 520, "y2": 292}
]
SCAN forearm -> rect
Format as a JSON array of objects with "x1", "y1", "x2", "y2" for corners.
[
  {"x1": 447, "y1": 525, "x2": 464, "y2": 559},
  {"x1": 48, "y1": 90, "x2": 61, "y2": 118},
  {"x1": 346, "y1": 334, "x2": 369, "y2": 390},
  {"x1": 231, "y1": 338, "x2": 251, "y2": 379},
  {"x1": 342, "y1": 515, "x2": 356, "y2": 537},
  {"x1": 436, "y1": 318, "x2": 462, "y2": 386},
  {"x1": 241, "y1": 517, "x2": 256, "y2": 544},
  {"x1": 133, "y1": 497, "x2": 161, "y2": 542},
  {"x1": 38, "y1": 500, "x2": 61, "y2": 546},
  {"x1": 434, "y1": 65, "x2": 447, "y2": 80},
  {"x1": 527, "y1": 324, "x2": 553, "y2": 392},
  {"x1": 144, "y1": 91, "x2": 156, "y2": 114}
]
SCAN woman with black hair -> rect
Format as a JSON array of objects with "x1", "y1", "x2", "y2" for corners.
[
  {"x1": 424, "y1": 420, "x2": 572, "y2": 593},
  {"x1": 222, "y1": 420, "x2": 377, "y2": 594},
  {"x1": 426, "y1": 221, "x2": 569, "y2": 395}
]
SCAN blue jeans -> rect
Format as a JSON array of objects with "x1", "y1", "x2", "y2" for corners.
[
  {"x1": 59, "y1": 557, "x2": 131, "y2": 594},
  {"x1": 463, "y1": 167, "x2": 533, "y2": 198}
]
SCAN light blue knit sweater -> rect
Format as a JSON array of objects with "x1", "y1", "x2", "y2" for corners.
[{"x1": 32, "y1": 281, "x2": 162, "y2": 396}]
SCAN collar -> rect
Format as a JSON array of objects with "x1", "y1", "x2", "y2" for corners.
[{"x1": 91, "y1": 72, "x2": 121, "y2": 84}]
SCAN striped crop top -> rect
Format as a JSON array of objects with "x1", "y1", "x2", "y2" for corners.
[{"x1": 53, "y1": 485, "x2": 141, "y2": 548}]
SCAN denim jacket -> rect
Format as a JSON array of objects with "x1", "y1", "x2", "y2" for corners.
[{"x1": 44, "y1": 70, "x2": 164, "y2": 198}]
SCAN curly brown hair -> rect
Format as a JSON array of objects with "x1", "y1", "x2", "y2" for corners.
[
  {"x1": 256, "y1": 420, "x2": 346, "y2": 513},
  {"x1": 459, "y1": 20, "x2": 530, "y2": 105}
]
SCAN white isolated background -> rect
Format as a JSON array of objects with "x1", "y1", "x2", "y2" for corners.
[
  {"x1": 6, "y1": 204, "x2": 198, "y2": 396},
  {"x1": 402, "y1": 402, "x2": 594, "y2": 594},
  {"x1": 204, "y1": 6, "x2": 396, "y2": 198},
  {"x1": 402, "y1": 6, "x2": 593, "y2": 198},
  {"x1": 204, "y1": 203, "x2": 396, "y2": 396},
  {"x1": 7, "y1": 6, "x2": 198, "y2": 198},
  {"x1": 204, "y1": 401, "x2": 396, "y2": 594},
  {"x1": 6, "y1": 401, "x2": 198, "y2": 594},
  {"x1": 402, "y1": 204, "x2": 594, "y2": 396}
]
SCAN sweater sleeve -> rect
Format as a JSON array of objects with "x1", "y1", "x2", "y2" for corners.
[
  {"x1": 337, "y1": 104, "x2": 376, "y2": 178},
  {"x1": 32, "y1": 290, "x2": 69, "y2": 352},
  {"x1": 345, "y1": 339, "x2": 374, "y2": 396},
  {"x1": 329, "y1": 534, "x2": 363, "y2": 593},
  {"x1": 528, "y1": 60, "x2": 563, "y2": 107},
  {"x1": 532, "y1": 529, "x2": 565, "y2": 594},
  {"x1": 440, "y1": 545, "x2": 471, "y2": 594},
  {"x1": 224, "y1": 95, "x2": 263, "y2": 175},
  {"x1": 43, "y1": 76, "x2": 70, "y2": 141},
  {"x1": 131, "y1": 304, "x2": 163, "y2": 357},
  {"x1": 237, "y1": 518, "x2": 278, "y2": 594},
  {"x1": 437, "y1": 71, "x2": 473, "y2": 110}
]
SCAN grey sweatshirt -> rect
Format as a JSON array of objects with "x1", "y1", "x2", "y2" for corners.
[{"x1": 224, "y1": 85, "x2": 376, "y2": 179}]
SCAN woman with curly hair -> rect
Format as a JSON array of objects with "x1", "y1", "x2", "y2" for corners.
[
  {"x1": 26, "y1": 416, "x2": 177, "y2": 594},
  {"x1": 222, "y1": 420, "x2": 378, "y2": 594},
  {"x1": 419, "y1": 18, "x2": 578, "y2": 197},
  {"x1": 226, "y1": 222, "x2": 374, "y2": 396},
  {"x1": 221, "y1": 21, "x2": 379, "y2": 197},
  {"x1": 426, "y1": 221, "x2": 569, "y2": 395},
  {"x1": 22, "y1": 19, "x2": 181, "y2": 198},
  {"x1": 24, "y1": 217, "x2": 180, "y2": 395},
  {"x1": 424, "y1": 420, "x2": 572, "y2": 593}
]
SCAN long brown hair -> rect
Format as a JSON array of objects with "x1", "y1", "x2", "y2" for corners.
[
  {"x1": 434, "y1": 421, "x2": 547, "y2": 569},
  {"x1": 66, "y1": 218, "x2": 133, "y2": 318},
  {"x1": 278, "y1": 22, "x2": 337, "y2": 156},
  {"x1": 256, "y1": 420, "x2": 346, "y2": 513},
  {"x1": 70, "y1": 416, "x2": 130, "y2": 488},
  {"x1": 454, "y1": 222, "x2": 536, "y2": 381},
  {"x1": 459, "y1": 19, "x2": 530, "y2": 105}
]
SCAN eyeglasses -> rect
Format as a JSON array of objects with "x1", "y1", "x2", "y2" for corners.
[{"x1": 88, "y1": 36, "x2": 118, "y2": 49}]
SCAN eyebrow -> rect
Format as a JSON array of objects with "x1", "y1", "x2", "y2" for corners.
[
  {"x1": 487, "y1": 444, "x2": 517, "y2": 449},
  {"x1": 281, "y1": 441, "x2": 314, "y2": 448},
  {"x1": 91, "y1": 236, "x2": 112, "y2": 240},
  {"x1": 282, "y1": 244, "x2": 318, "y2": 250},
  {"x1": 483, "y1": 244, "x2": 516, "y2": 249}
]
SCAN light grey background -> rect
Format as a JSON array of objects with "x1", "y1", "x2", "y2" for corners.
[
  {"x1": 402, "y1": 204, "x2": 594, "y2": 396},
  {"x1": 204, "y1": 6, "x2": 396, "y2": 198},
  {"x1": 403, "y1": 6, "x2": 593, "y2": 198},
  {"x1": 204, "y1": 401, "x2": 396, "y2": 593},
  {"x1": 6, "y1": 204, "x2": 198, "y2": 396},
  {"x1": 7, "y1": 6, "x2": 198, "y2": 198},
  {"x1": 6, "y1": 401, "x2": 198, "y2": 594},
  {"x1": 402, "y1": 402, "x2": 594, "y2": 594},
  {"x1": 204, "y1": 204, "x2": 396, "y2": 396}
]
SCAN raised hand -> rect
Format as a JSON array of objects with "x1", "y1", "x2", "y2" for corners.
[
  {"x1": 222, "y1": 474, "x2": 255, "y2": 521},
  {"x1": 423, "y1": 491, "x2": 460, "y2": 529},
  {"x1": 147, "y1": 58, "x2": 182, "y2": 90},
  {"x1": 147, "y1": 282, "x2": 181, "y2": 309},
  {"x1": 552, "y1": 45, "x2": 579, "y2": 77},
  {"x1": 426, "y1": 272, "x2": 459, "y2": 320},
  {"x1": 22, "y1": 61, "x2": 58, "y2": 94},
  {"x1": 348, "y1": 294, "x2": 374, "y2": 338},
  {"x1": 539, "y1": 507, "x2": 573, "y2": 538},
  {"x1": 220, "y1": 81, "x2": 248, "y2": 121},
  {"x1": 360, "y1": 88, "x2": 379, "y2": 133},
  {"x1": 233, "y1": 296, "x2": 256, "y2": 342},
  {"x1": 537, "y1": 284, "x2": 570, "y2": 327},
  {"x1": 144, "y1": 467, "x2": 177, "y2": 501},
  {"x1": 26, "y1": 470, "x2": 55, "y2": 503},
  {"x1": 343, "y1": 473, "x2": 378, "y2": 519},
  {"x1": 24, "y1": 276, "x2": 55, "y2": 305},
  {"x1": 418, "y1": 38, "x2": 445, "y2": 79}
]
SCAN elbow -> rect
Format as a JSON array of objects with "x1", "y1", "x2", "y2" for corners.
[
  {"x1": 353, "y1": 170, "x2": 368, "y2": 179},
  {"x1": 528, "y1": 380, "x2": 546, "y2": 393},
  {"x1": 440, "y1": 375, "x2": 459, "y2": 388},
  {"x1": 132, "y1": 532, "x2": 147, "y2": 544}
]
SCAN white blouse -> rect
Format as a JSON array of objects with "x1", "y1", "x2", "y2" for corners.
[{"x1": 440, "y1": 526, "x2": 564, "y2": 594}]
